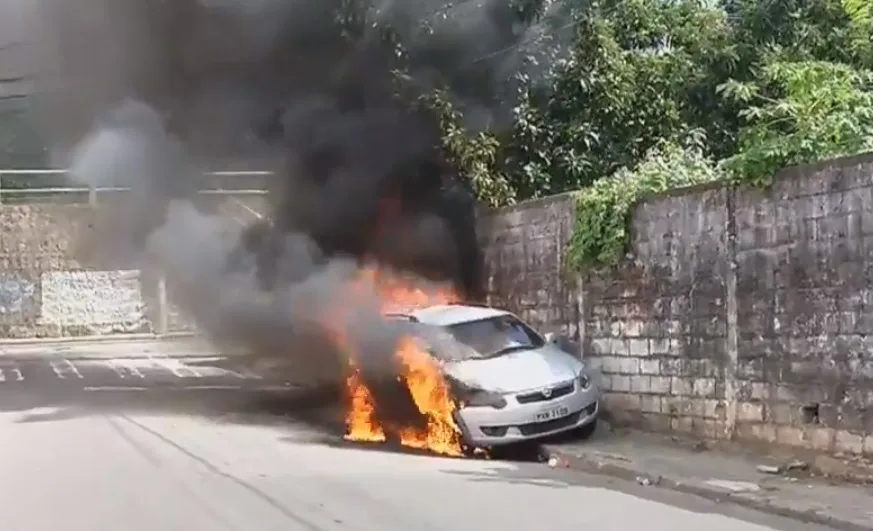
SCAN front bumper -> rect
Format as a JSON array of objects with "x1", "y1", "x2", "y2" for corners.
[{"x1": 456, "y1": 383, "x2": 600, "y2": 447}]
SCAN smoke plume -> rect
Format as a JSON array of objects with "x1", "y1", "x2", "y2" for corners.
[{"x1": 27, "y1": 0, "x2": 559, "y2": 426}]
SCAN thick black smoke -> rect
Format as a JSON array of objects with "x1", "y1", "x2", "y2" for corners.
[{"x1": 28, "y1": 0, "x2": 558, "y2": 431}]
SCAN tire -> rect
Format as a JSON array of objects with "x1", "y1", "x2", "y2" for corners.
[
  {"x1": 573, "y1": 419, "x2": 598, "y2": 440},
  {"x1": 462, "y1": 445, "x2": 489, "y2": 458}
]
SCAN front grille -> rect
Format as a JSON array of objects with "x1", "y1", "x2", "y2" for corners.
[
  {"x1": 516, "y1": 381, "x2": 575, "y2": 404},
  {"x1": 518, "y1": 411, "x2": 581, "y2": 436}
]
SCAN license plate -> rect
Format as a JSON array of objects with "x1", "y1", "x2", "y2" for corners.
[{"x1": 534, "y1": 406, "x2": 570, "y2": 422}]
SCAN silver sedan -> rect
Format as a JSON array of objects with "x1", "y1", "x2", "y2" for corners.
[{"x1": 390, "y1": 304, "x2": 601, "y2": 448}]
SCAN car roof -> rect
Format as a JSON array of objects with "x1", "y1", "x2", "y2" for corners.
[{"x1": 394, "y1": 304, "x2": 512, "y2": 327}]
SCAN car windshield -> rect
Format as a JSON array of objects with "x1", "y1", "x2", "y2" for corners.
[{"x1": 444, "y1": 314, "x2": 544, "y2": 358}]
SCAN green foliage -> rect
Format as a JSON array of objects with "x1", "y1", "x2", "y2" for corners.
[
  {"x1": 566, "y1": 132, "x2": 722, "y2": 271},
  {"x1": 423, "y1": 0, "x2": 873, "y2": 273},
  {"x1": 843, "y1": 0, "x2": 873, "y2": 65},
  {"x1": 506, "y1": 0, "x2": 736, "y2": 196},
  {"x1": 424, "y1": 90, "x2": 516, "y2": 208},
  {"x1": 720, "y1": 59, "x2": 873, "y2": 186},
  {"x1": 725, "y1": 0, "x2": 868, "y2": 65}
]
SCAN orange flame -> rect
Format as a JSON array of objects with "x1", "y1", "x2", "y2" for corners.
[
  {"x1": 345, "y1": 363, "x2": 386, "y2": 443},
  {"x1": 339, "y1": 265, "x2": 464, "y2": 457},
  {"x1": 395, "y1": 336, "x2": 463, "y2": 456}
]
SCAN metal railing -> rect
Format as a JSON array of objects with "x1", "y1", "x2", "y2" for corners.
[{"x1": 0, "y1": 169, "x2": 273, "y2": 205}]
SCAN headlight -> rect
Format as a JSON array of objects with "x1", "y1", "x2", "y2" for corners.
[
  {"x1": 578, "y1": 372, "x2": 592, "y2": 390},
  {"x1": 462, "y1": 390, "x2": 507, "y2": 409}
]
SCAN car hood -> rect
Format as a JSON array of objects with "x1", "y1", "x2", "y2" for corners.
[{"x1": 443, "y1": 345, "x2": 583, "y2": 393}]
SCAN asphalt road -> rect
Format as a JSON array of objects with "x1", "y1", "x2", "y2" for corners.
[
  {"x1": 0, "y1": 347, "x2": 844, "y2": 531},
  {"x1": 0, "y1": 352, "x2": 289, "y2": 391}
]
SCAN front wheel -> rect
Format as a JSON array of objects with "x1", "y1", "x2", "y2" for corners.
[{"x1": 462, "y1": 445, "x2": 491, "y2": 458}]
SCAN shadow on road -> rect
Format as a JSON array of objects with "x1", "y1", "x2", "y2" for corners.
[
  {"x1": 0, "y1": 382, "x2": 555, "y2": 463},
  {"x1": 0, "y1": 381, "x2": 340, "y2": 430}
]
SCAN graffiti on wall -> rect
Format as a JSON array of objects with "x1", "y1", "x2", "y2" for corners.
[
  {"x1": 0, "y1": 277, "x2": 36, "y2": 316},
  {"x1": 39, "y1": 270, "x2": 148, "y2": 332}
]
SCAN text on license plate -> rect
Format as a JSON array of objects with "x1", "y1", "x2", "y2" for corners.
[{"x1": 535, "y1": 406, "x2": 570, "y2": 422}]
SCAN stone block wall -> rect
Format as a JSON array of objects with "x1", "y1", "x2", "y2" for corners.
[
  {"x1": 477, "y1": 194, "x2": 578, "y2": 336},
  {"x1": 479, "y1": 153, "x2": 873, "y2": 456},
  {"x1": 729, "y1": 159, "x2": 873, "y2": 454},
  {"x1": 584, "y1": 185, "x2": 732, "y2": 439}
]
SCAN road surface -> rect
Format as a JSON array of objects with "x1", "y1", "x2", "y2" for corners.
[
  {"x1": 0, "y1": 354, "x2": 275, "y2": 390},
  {"x1": 0, "y1": 346, "x2": 844, "y2": 531}
]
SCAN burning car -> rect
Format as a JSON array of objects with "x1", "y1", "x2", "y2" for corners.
[
  {"x1": 377, "y1": 304, "x2": 602, "y2": 449},
  {"x1": 196, "y1": 259, "x2": 599, "y2": 457}
]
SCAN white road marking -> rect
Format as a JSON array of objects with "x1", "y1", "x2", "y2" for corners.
[
  {"x1": 148, "y1": 356, "x2": 200, "y2": 378},
  {"x1": 51, "y1": 359, "x2": 83, "y2": 379},
  {"x1": 106, "y1": 359, "x2": 146, "y2": 379},
  {"x1": 178, "y1": 356, "x2": 225, "y2": 363},
  {"x1": 189, "y1": 365, "x2": 263, "y2": 379},
  {"x1": 120, "y1": 359, "x2": 146, "y2": 378},
  {"x1": 106, "y1": 360, "x2": 126, "y2": 378},
  {"x1": 84, "y1": 386, "x2": 148, "y2": 391},
  {"x1": 0, "y1": 361, "x2": 23, "y2": 382},
  {"x1": 83, "y1": 384, "x2": 294, "y2": 392},
  {"x1": 233, "y1": 367, "x2": 263, "y2": 380},
  {"x1": 0, "y1": 356, "x2": 267, "y2": 385}
]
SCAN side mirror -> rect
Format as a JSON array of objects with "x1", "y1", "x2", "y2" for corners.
[{"x1": 548, "y1": 333, "x2": 582, "y2": 358}]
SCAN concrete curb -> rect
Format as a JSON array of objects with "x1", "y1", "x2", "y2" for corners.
[
  {"x1": 0, "y1": 331, "x2": 199, "y2": 346},
  {"x1": 543, "y1": 445, "x2": 871, "y2": 531}
]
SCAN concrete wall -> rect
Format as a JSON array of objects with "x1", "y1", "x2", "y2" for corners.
[{"x1": 479, "y1": 153, "x2": 873, "y2": 456}]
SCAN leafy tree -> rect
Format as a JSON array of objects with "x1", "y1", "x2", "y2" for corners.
[
  {"x1": 504, "y1": 0, "x2": 735, "y2": 197},
  {"x1": 424, "y1": 89, "x2": 516, "y2": 207},
  {"x1": 842, "y1": 0, "x2": 873, "y2": 65},
  {"x1": 724, "y1": 0, "x2": 872, "y2": 68},
  {"x1": 720, "y1": 58, "x2": 873, "y2": 185},
  {"x1": 410, "y1": 0, "x2": 873, "y2": 272},
  {"x1": 497, "y1": 0, "x2": 873, "y2": 204}
]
